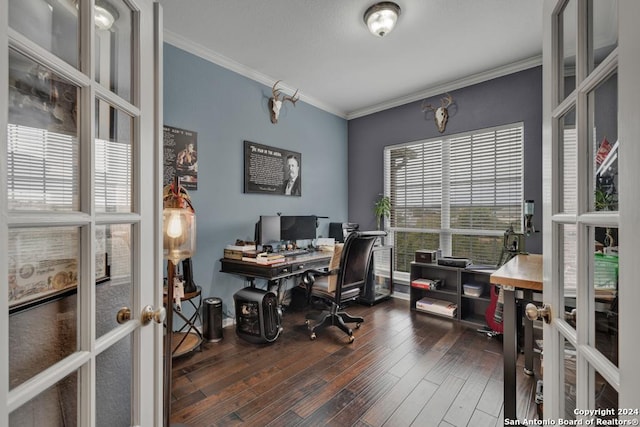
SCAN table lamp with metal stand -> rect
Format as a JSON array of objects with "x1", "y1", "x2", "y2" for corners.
[{"x1": 163, "y1": 177, "x2": 196, "y2": 427}]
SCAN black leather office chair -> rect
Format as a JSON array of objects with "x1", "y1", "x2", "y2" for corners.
[{"x1": 304, "y1": 230, "x2": 387, "y2": 343}]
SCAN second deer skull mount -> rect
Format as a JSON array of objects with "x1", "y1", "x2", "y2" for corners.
[
  {"x1": 422, "y1": 93, "x2": 454, "y2": 133},
  {"x1": 269, "y1": 80, "x2": 299, "y2": 124}
]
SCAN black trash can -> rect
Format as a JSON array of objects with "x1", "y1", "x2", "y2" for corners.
[{"x1": 203, "y1": 297, "x2": 223, "y2": 342}]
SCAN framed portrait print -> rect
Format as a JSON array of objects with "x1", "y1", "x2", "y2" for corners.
[{"x1": 243, "y1": 140, "x2": 301, "y2": 196}]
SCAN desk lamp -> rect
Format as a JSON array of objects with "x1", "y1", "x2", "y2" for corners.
[{"x1": 163, "y1": 177, "x2": 196, "y2": 427}]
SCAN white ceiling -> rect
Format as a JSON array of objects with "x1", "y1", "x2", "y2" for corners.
[{"x1": 158, "y1": 0, "x2": 544, "y2": 119}]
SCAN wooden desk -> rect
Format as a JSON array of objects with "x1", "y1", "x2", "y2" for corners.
[
  {"x1": 220, "y1": 251, "x2": 332, "y2": 303},
  {"x1": 491, "y1": 254, "x2": 542, "y2": 421},
  {"x1": 220, "y1": 251, "x2": 332, "y2": 281}
]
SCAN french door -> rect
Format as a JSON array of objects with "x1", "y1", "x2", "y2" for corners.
[
  {"x1": 1, "y1": 0, "x2": 163, "y2": 425},
  {"x1": 542, "y1": 0, "x2": 640, "y2": 421}
]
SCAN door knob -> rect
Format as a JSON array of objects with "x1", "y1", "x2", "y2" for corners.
[
  {"x1": 565, "y1": 309, "x2": 577, "y2": 321},
  {"x1": 525, "y1": 303, "x2": 551, "y2": 324},
  {"x1": 141, "y1": 305, "x2": 166, "y2": 326},
  {"x1": 116, "y1": 307, "x2": 132, "y2": 324},
  {"x1": 117, "y1": 306, "x2": 166, "y2": 325}
]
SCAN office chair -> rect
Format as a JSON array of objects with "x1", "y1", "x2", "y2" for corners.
[{"x1": 304, "y1": 230, "x2": 386, "y2": 343}]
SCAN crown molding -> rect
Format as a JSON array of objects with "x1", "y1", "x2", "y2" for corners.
[
  {"x1": 346, "y1": 55, "x2": 542, "y2": 120},
  {"x1": 164, "y1": 29, "x2": 541, "y2": 122},
  {"x1": 163, "y1": 30, "x2": 348, "y2": 119}
]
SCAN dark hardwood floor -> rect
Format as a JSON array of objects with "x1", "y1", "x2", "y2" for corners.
[{"x1": 170, "y1": 297, "x2": 539, "y2": 426}]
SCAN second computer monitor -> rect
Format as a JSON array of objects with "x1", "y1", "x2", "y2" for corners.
[
  {"x1": 259, "y1": 215, "x2": 281, "y2": 245},
  {"x1": 280, "y1": 215, "x2": 317, "y2": 242}
]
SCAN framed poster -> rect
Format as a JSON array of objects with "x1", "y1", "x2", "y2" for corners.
[
  {"x1": 163, "y1": 125, "x2": 198, "y2": 190},
  {"x1": 8, "y1": 228, "x2": 80, "y2": 314},
  {"x1": 243, "y1": 140, "x2": 301, "y2": 196}
]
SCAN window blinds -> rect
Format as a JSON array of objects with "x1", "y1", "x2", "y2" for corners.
[
  {"x1": 7, "y1": 124, "x2": 79, "y2": 211},
  {"x1": 8, "y1": 123, "x2": 131, "y2": 213},
  {"x1": 384, "y1": 123, "x2": 524, "y2": 270}
]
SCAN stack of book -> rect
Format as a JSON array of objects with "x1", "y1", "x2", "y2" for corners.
[
  {"x1": 251, "y1": 253, "x2": 285, "y2": 265},
  {"x1": 224, "y1": 243, "x2": 257, "y2": 260},
  {"x1": 411, "y1": 278, "x2": 442, "y2": 290},
  {"x1": 415, "y1": 297, "x2": 457, "y2": 318}
]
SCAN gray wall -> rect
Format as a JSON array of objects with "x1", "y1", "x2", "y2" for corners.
[
  {"x1": 163, "y1": 44, "x2": 349, "y2": 319},
  {"x1": 347, "y1": 66, "x2": 543, "y2": 256}
]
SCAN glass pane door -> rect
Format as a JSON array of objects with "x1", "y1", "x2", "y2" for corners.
[
  {"x1": 2, "y1": 0, "x2": 160, "y2": 425},
  {"x1": 543, "y1": 0, "x2": 623, "y2": 421}
]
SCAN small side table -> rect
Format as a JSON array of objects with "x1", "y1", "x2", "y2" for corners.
[{"x1": 164, "y1": 286, "x2": 203, "y2": 358}]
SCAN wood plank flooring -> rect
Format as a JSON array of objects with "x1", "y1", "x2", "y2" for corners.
[{"x1": 170, "y1": 297, "x2": 539, "y2": 426}]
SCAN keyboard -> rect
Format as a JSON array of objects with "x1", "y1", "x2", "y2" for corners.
[{"x1": 280, "y1": 248, "x2": 310, "y2": 257}]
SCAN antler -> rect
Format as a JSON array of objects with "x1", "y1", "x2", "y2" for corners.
[
  {"x1": 282, "y1": 88, "x2": 299, "y2": 105},
  {"x1": 441, "y1": 93, "x2": 453, "y2": 108},
  {"x1": 272, "y1": 80, "x2": 282, "y2": 99},
  {"x1": 272, "y1": 80, "x2": 299, "y2": 105},
  {"x1": 422, "y1": 93, "x2": 453, "y2": 112},
  {"x1": 421, "y1": 100, "x2": 435, "y2": 112}
]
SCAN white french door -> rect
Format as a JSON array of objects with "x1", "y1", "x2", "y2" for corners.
[
  {"x1": 542, "y1": 0, "x2": 640, "y2": 421},
  {"x1": 1, "y1": 0, "x2": 163, "y2": 426}
]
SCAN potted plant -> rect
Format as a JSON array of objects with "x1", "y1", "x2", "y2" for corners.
[
  {"x1": 595, "y1": 187, "x2": 615, "y2": 211},
  {"x1": 373, "y1": 195, "x2": 391, "y2": 230}
]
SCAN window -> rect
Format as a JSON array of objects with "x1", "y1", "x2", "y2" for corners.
[{"x1": 384, "y1": 123, "x2": 524, "y2": 276}]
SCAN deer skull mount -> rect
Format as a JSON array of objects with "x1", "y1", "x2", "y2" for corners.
[
  {"x1": 269, "y1": 80, "x2": 299, "y2": 124},
  {"x1": 422, "y1": 93, "x2": 454, "y2": 133}
]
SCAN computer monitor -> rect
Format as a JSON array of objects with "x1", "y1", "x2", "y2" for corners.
[
  {"x1": 257, "y1": 215, "x2": 281, "y2": 245},
  {"x1": 280, "y1": 215, "x2": 317, "y2": 242}
]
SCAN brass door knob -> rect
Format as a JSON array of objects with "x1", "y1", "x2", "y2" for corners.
[
  {"x1": 141, "y1": 305, "x2": 166, "y2": 326},
  {"x1": 116, "y1": 307, "x2": 132, "y2": 324},
  {"x1": 525, "y1": 303, "x2": 551, "y2": 324}
]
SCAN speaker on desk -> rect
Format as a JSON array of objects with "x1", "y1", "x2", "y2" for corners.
[
  {"x1": 328, "y1": 222, "x2": 359, "y2": 243},
  {"x1": 233, "y1": 287, "x2": 282, "y2": 344}
]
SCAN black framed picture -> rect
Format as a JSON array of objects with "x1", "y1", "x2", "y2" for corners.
[
  {"x1": 243, "y1": 140, "x2": 301, "y2": 196},
  {"x1": 163, "y1": 125, "x2": 198, "y2": 190}
]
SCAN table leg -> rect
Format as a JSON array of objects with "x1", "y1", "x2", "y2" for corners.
[
  {"x1": 523, "y1": 289, "x2": 534, "y2": 376},
  {"x1": 503, "y1": 286, "x2": 517, "y2": 420}
]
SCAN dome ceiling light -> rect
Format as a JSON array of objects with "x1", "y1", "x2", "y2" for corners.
[{"x1": 363, "y1": 2, "x2": 401, "y2": 37}]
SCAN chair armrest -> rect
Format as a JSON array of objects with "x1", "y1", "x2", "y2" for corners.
[{"x1": 307, "y1": 267, "x2": 340, "y2": 277}]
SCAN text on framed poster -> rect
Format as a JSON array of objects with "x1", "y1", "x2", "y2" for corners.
[
  {"x1": 163, "y1": 125, "x2": 198, "y2": 190},
  {"x1": 244, "y1": 141, "x2": 301, "y2": 196}
]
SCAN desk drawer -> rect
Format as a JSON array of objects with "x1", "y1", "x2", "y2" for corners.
[{"x1": 220, "y1": 254, "x2": 331, "y2": 280}]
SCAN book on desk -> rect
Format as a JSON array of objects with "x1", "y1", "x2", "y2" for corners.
[
  {"x1": 224, "y1": 244, "x2": 257, "y2": 260},
  {"x1": 249, "y1": 253, "x2": 286, "y2": 265}
]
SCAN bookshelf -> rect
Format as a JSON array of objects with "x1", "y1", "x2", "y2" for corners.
[{"x1": 409, "y1": 261, "x2": 495, "y2": 328}]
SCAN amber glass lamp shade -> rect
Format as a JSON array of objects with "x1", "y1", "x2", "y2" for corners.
[{"x1": 163, "y1": 207, "x2": 195, "y2": 265}]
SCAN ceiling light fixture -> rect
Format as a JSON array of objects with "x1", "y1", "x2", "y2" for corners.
[
  {"x1": 94, "y1": 1, "x2": 118, "y2": 31},
  {"x1": 363, "y1": 2, "x2": 401, "y2": 37}
]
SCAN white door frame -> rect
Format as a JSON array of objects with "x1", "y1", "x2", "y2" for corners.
[
  {"x1": 616, "y1": 0, "x2": 640, "y2": 416},
  {"x1": 543, "y1": 0, "x2": 640, "y2": 420},
  {"x1": 0, "y1": 0, "x2": 163, "y2": 425}
]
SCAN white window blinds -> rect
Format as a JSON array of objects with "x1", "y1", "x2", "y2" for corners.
[
  {"x1": 95, "y1": 137, "x2": 132, "y2": 213},
  {"x1": 7, "y1": 124, "x2": 79, "y2": 211},
  {"x1": 384, "y1": 123, "x2": 524, "y2": 271},
  {"x1": 448, "y1": 126, "x2": 523, "y2": 231}
]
